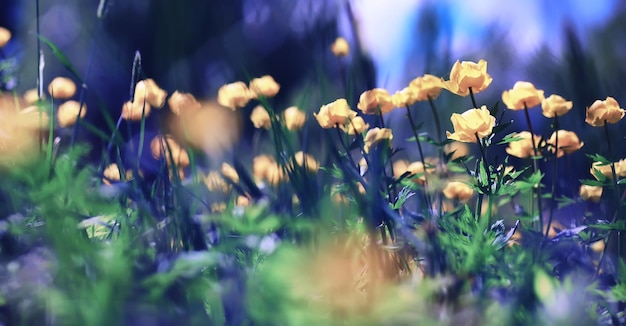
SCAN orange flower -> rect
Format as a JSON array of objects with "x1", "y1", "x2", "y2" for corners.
[
  {"x1": 249, "y1": 75, "x2": 280, "y2": 98},
  {"x1": 217, "y1": 81, "x2": 252, "y2": 110},
  {"x1": 314, "y1": 98, "x2": 357, "y2": 128},
  {"x1": 19, "y1": 106, "x2": 50, "y2": 130},
  {"x1": 283, "y1": 106, "x2": 306, "y2": 131},
  {"x1": 579, "y1": 185, "x2": 602, "y2": 203},
  {"x1": 357, "y1": 88, "x2": 394, "y2": 115},
  {"x1": 442, "y1": 181, "x2": 474, "y2": 202},
  {"x1": 135, "y1": 79, "x2": 167, "y2": 108},
  {"x1": 501, "y1": 81, "x2": 545, "y2": 110},
  {"x1": 541, "y1": 94, "x2": 572, "y2": 118},
  {"x1": 546, "y1": 130, "x2": 584, "y2": 158},
  {"x1": 57, "y1": 100, "x2": 87, "y2": 127},
  {"x1": 204, "y1": 171, "x2": 229, "y2": 193},
  {"x1": 293, "y1": 151, "x2": 319, "y2": 172},
  {"x1": 0, "y1": 27, "x2": 10, "y2": 48},
  {"x1": 23, "y1": 88, "x2": 42, "y2": 105},
  {"x1": 405, "y1": 161, "x2": 436, "y2": 185},
  {"x1": 103, "y1": 163, "x2": 132, "y2": 185},
  {"x1": 340, "y1": 116, "x2": 369, "y2": 135},
  {"x1": 150, "y1": 135, "x2": 190, "y2": 168},
  {"x1": 331, "y1": 37, "x2": 349, "y2": 57},
  {"x1": 221, "y1": 162, "x2": 239, "y2": 184},
  {"x1": 121, "y1": 100, "x2": 151, "y2": 121},
  {"x1": 251, "y1": 105, "x2": 271, "y2": 129},
  {"x1": 590, "y1": 162, "x2": 613, "y2": 180},
  {"x1": 408, "y1": 74, "x2": 446, "y2": 101},
  {"x1": 253, "y1": 155, "x2": 276, "y2": 182},
  {"x1": 505, "y1": 131, "x2": 541, "y2": 159},
  {"x1": 586, "y1": 96, "x2": 625, "y2": 126},
  {"x1": 363, "y1": 127, "x2": 393, "y2": 153},
  {"x1": 616, "y1": 159, "x2": 626, "y2": 177},
  {"x1": 444, "y1": 59, "x2": 492, "y2": 96},
  {"x1": 446, "y1": 106, "x2": 495, "y2": 143},
  {"x1": 168, "y1": 91, "x2": 201, "y2": 115},
  {"x1": 391, "y1": 87, "x2": 418, "y2": 108},
  {"x1": 48, "y1": 77, "x2": 77, "y2": 99},
  {"x1": 444, "y1": 141, "x2": 470, "y2": 160}
]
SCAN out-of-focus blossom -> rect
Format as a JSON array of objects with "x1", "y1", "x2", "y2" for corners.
[
  {"x1": 249, "y1": 75, "x2": 280, "y2": 98},
  {"x1": 221, "y1": 162, "x2": 239, "y2": 184},
  {"x1": 405, "y1": 161, "x2": 436, "y2": 185},
  {"x1": 391, "y1": 87, "x2": 418, "y2": 108},
  {"x1": 19, "y1": 106, "x2": 50, "y2": 130},
  {"x1": 0, "y1": 27, "x2": 10, "y2": 48},
  {"x1": 23, "y1": 88, "x2": 42, "y2": 105},
  {"x1": 57, "y1": 100, "x2": 86, "y2": 127},
  {"x1": 150, "y1": 134, "x2": 190, "y2": 168},
  {"x1": 408, "y1": 74, "x2": 446, "y2": 102},
  {"x1": 236, "y1": 195, "x2": 250, "y2": 207},
  {"x1": 363, "y1": 127, "x2": 393, "y2": 153},
  {"x1": 357, "y1": 88, "x2": 394, "y2": 115},
  {"x1": 590, "y1": 161, "x2": 613, "y2": 180},
  {"x1": 330, "y1": 37, "x2": 349, "y2": 57},
  {"x1": 136, "y1": 79, "x2": 167, "y2": 108},
  {"x1": 442, "y1": 181, "x2": 474, "y2": 202},
  {"x1": 217, "y1": 81, "x2": 252, "y2": 110},
  {"x1": 0, "y1": 102, "x2": 41, "y2": 168},
  {"x1": 340, "y1": 116, "x2": 369, "y2": 135},
  {"x1": 505, "y1": 131, "x2": 541, "y2": 159},
  {"x1": 103, "y1": 163, "x2": 132, "y2": 185},
  {"x1": 579, "y1": 185, "x2": 602, "y2": 203},
  {"x1": 616, "y1": 159, "x2": 626, "y2": 177},
  {"x1": 542, "y1": 94, "x2": 573, "y2": 118},
  {"x1": 168, "y1": 91, "x2": 201, "y2": 116},
  {"x1": 444, "y1": 141, "x2": 470, "y2": 160},
  {"x1": 314, "y1": 98, "x2": 357, "y2": 128},
  {"x1": 48, "y1": 77, "x2": 76, "y2": 99},
  {"x1": 446, "y1": 106, "x2": 495, "y2": 143},
  {"x1": 204, "y1": 171, "x2": 229, "y2": 193},
  {"x1": 283, "y1": 106, "x2": 306, "y2": 131},
  {"x1": 293, "y1": 151, "x2": 319, "y2": 172},
  {"x1": 546, "y1": 130, "x2": 584, "y2": 158},
  {"x1": 251, "y1": 105, "x2": 272, "y2": 129},
  {"x1": 444, "y1": 59, "x2": 492, "y2": 96},
  {"x1": 253, "y1": 154, "x2": 276, "y2": 182},
  {"x1": 502, "y1": 81, "x2": 544, "y2": 110},
  {"x1": 121, "y1": 100, "x2": 151, "y2": 121},
  {"x1": 586, "y1": 96, "x2": 625, "y2": 126}
]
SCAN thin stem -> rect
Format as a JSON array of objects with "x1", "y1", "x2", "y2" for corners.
[
  {"x1": 604, "y1": 122, "x2": 623, "y2": 264},
  {"x1": 427, "y1": 96, "x2": 443, "y2": 145},
  {"x1": 406, "y1": 105, "x2": 432, "y2": 214},
  {"x1": 469, "y1": 87, "x2": 478, "y2": 109},
  {"x1": 476, "y1": 134, "x2": 491, "y2": 194},
  {"x1": 523, "y1": 102, "x2": 543, "y2": 232},
  {"x1": 427, "y1": 95, "x2": 445, "y2": 217},
  {"x1": 544, "y1": 116, "x2": 559, "y2": 242}
]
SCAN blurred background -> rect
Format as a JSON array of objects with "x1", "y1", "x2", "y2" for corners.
[{"x1": 1, "y1": 0, "x2": 626, "y2": 199}]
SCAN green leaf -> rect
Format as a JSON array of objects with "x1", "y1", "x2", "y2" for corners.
[
  {"x1": 579, "y1": 179, "x2": 605, "y2": 187},
  {"x1": 496, "y1": 132, "x2": 523, "y2": 145},
  {"x1": 586, "y1": 153, "x2": 611, "y2": 165},
  {"x1": 38, "y1": 35, "x2": 84, "y2": 83}
]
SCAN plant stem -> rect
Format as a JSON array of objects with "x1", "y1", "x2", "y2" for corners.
[
  {"x1": 543, "y1": 116, "x2": 559, "y2": 242},
  {"x1": 406, "y1": 105, "x2": 432, "y2": 213},
  {"x1": 604, "y1": 122, "x2": 623, "y2": 264},
  {"x1": 523, "y1": 103, "x2": 543, "y2": 232},
  {"x1": 469, "y1": 87, "x2": 478, "y2": 109}
]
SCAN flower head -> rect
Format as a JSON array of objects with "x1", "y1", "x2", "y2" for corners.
[
  {"x1": 363, "y1": 127, "x2": 393, "y2": 153},
  {"x1": 314, "y1": 98, "x2": 357, "y2": 128},
  {"x1": 444, "y1": 141, "x2": 470, "y2": 160},
  {"x1": 501, "y1": 81, "x2": 544, "y2": 110},
  {"x1": 204, "y1": 171, "x2": 229, "y2": 193},
  {"x1": 331, "y1": 37, "x2": 349, "y2": 57},
  {"x1": 586, "y1": 96, "x2": 625, "y2": 126},
  {"x1": 168, "y1": 91, "x2": 201, "y2": 115},
  {"x1": 616, "y1": 159, "x2": 626, "y2": 178},
  {"x1": 23, "y1": 88, "x2": 42, "y2": 105},
  {"x1": 48, "y1": 77, "x2": 76, "y2": 99},
  {"x1": 547, "y1": 130, "x2": 584, "y2": 158},
  {"x1": 136, "y1": 79, "x2": 167, "y2": 108},
  {"x1": 57, "y1": 100, "x2": 86, "y2": 127},
  {"x1": 19, "y1": 106, "x2": 50, "y2": 130},
  {"x1": 283, "y1": 106, "x2": 306, "y2": 131},
  {"x1": 442, "y1": 181, "x2": 474, "y2": 202},
  {"x1": 251, "y1": 105, "x2": 271, "y2": 129},
  {"x1": 103, "y1": 163, "x2": 133, "y2": 185},
  {"x1": 590, "y1": 161, "x2": 613, "y2": 180},
  {"x1": 408, "y1": 74, "x2": 445, "y2": 102},
  {"x1": 445, "y1": 59, "x2": 492, "y2": 96},
  {"x1": 221, "y1": 162, "x2": 239, "y2": 184},
  {"x1": 404, "y1": 161, "x2": 436, "y2": 185},
  {"x1": 446, "y1": 106, "x2": 495, "y2": 143},
  {"x1": 579, "y1": 185, "x2": 602, "y2": 203},
  {"x1": 217, "y1": 81, "x2": 252, "y2": 110},
  {"x1": 505, "y1": 131, "x2": 541, "y2": 158},
  {"x1": 150, "y1": 135, "x2": 190, "y2": 168},
  {"x1": 0, "y1": 27, "x2": 10, "y2": 48},
  {"x1": 391, "y1": 87, "x2": 418, "y2": 108},
  {"x1": 121, "y1": 100, "x2": 151, "y2": 121},
  {"x1": 340, "y1": 116, "x2": 369, "y2": 135},
  {"x1": 293, "y1": 151, "x2": 319, "y2": 172},
  {"x1": 357, "y1": 88, "x2": 394, "y2": 115},
  {"x1": 249, "y1": 75, "x2": 280, "y2": 98},
  {"x1": 542, "y1": 94, "x2": 572, "y2": 118}
]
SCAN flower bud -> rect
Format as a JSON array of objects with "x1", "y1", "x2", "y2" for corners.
[
  {"x1": 57, "y1": 100, "x2": 87, "y2": 127},
  {"x1": 48, "y1": 77, "x2": 77, "y2": 99}
]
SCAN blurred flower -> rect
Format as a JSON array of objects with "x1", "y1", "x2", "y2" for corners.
[
  {"x1": 444, "y1": 59, "x2": 492, "y2": 96},
  {"x1": 19, "y1": 106, "x2": 50, "y2": 130},
  {"x1": 217, "y1": 81, "x2": 252, "y2": 110},
  {"x1": 249, "y1": 75, "x2": 280, "y2": 98},
  {"x1": 251, "y1": 105, "x2": 271, "y2": 129},
  {"x1": 446, "y1": 106, "x2": 495, "y2": 143},
  {"x1": 546, "y1": 130, "x2": 584, "y2": 158},
  {"x1": 136, "y1": 79, "x2": 167, "y2": 108},
  {"x1": 591, "y1": 240, "x2": 605, "y2": 253},
  {"x1": 501, "y1": 81, "x2": 544, "y2": 110},
  {"x1": 23, "y1": 88, "x2": 42, "y2": 105},
  {"x1": 236, "y1": 195, "x2": 250, "y2": 207},
  {"x1": 616, "y1": 159, "x2": 626, "y2": 177},
  {"x1": 590, "y1": 162, "x2": 613, "y2": 180},
  {"x1": 169, "y1": 168, "x2": 185, "y2": 181},
  {"x1": 221, "y1": 162, "x2": 239, "y2": 184},
  {"x1": 210, "y1": 202, "x2": 226, "y2": 213},
  {"x1": 47, "y1": 77, "x2": 76, "y2": 99},
  {"x1": 204, "y1": 171, "x2": 229, "y2": 193},
  {"x1": 293, "y1": 151, "x2": 319, "y2": 172},
  {"x1": 357, "y1": 88, "x2": 394, "y2": 115},
  {"x1": 505, "y1": 131, "x2": 541, "y2": 158},
  {"x1": 340, "y1": 116, "x2": 369, "y2": 135},
  {"x1": 121, "y1": 100, "x2": 151, "y2": 121},
  {"x1": 586, "y1": 96, "x2": 625, "y2": 126},
  {"x1": 331, "y1": 37, "x2": 349, "y2": 57},
  {"x1": 265, "y1": 162, "x2": 286, "y2": 186},
  {"x1": 150, "y1": 134, "x2": 190, "y2": 168},
  {"x1": 579, "y1": 185, "x2": 602, "y2": 203},
  {"x1": 542, "y1": 94, "x2": 573, "y2": 118},
  {"x1": 168, "y1": 91, "x2": 201, "y2": 115},
  {"x1": 57, "y1": 100, "x2": 86, "y2": 127},
  {"x1": 363, "y1": 127, "x2": 393, "y2": 153},
  {"x1": 0, "y1": 103, "x2": 41, "y2": 168},
  {"x1": 442, "y1": 181, "x2": 474, "y2": 202},
  {"x1": 359, "y1": 157, "x2": 368, "y2": 175},
  {"x1": 314, "y1": 98, "x2": 357, "y2": 128},
  {"x1": 391, "y1": 87, "x2": 418, "y2": 108},
  {"x1": 405, "y1": 161, "x2": 436, "y2": 185},
  {"x1": 408, "y1": 74, "x2": 446, "y2": 101},
  {"x1": 102, "y1": 163, "x2": 132, "y2": 185},
  {"x1": 444, "y1": 141, "x2": 470, "y2": 160},
  {"x1": 0, "y1": 27, "x2": 10, "y2": 48},
  {"x1": 283, "y1": 106, "x2": 306, "y2": 131},
  {"x1": 393, "y1": 160, "x2": 409, "y2": 179},
  {"x1": 253, "y1": 154, "x2": 276, "y2": 182}
]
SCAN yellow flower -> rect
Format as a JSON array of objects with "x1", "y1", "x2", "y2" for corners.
[
  {"x1": 136, "y1": 79, "x2": 167, "y2": 108},
  {"x1": 204, "y1": 171, "x2": 229, "y2": 193},
  {"x1": 221, "y1": 162, "x2": 239, "y2": 184},
  {"x1": 23, "y1": 88, "x2": 42, "y2": 105},
  {"x1": 590, "y1": 161, "x2": 613, "y2": 180},
  {"x1": 340, "y1": 116, "x2": 369, "y2": 135},
  {"x1": 314, "y1": 98, "x2": 358, "y2": 128},
  {"x1": 48, "y1": 77, "x2": 77, "y2": 99},
  {"x1": 236, "y1": 195, "x2": 251, "y2": 207},
  {"x1": 546, "y1": 130, "x2": 584, "y2": 158},
  {"x1": 293, "y1": 151, "x2": 319, "y2": 172},
  {"x1": 19, "y1": 106, "x2": 50, "y2": 130},
  {"x1": 616, "y1": 159, "x2": 626, "y2": 177},
  {"x1": 121, "y1": 100, "x2": 151, "y2": 121},
  {"x1": 357, "y1": 88, "x2": 394, "y2": 115},
  {"x1": 103, "y1": 163, "x2": 132, "y2": 185},
  {"x1": 217, "y1": 81, "x2": 252, "y2": 110},
  {"x1": 505, "y1": 131, "x2": 541, "y2": 158},
  {"x1": 444, "y1": 59, "x2": 492, "y2": 96},
  {"x1": 579, "y1": 185, "x2": 602, "y2": 203},
  {"x1": 405, "y1": 161, "x2": 436, "y2": 185},
  {"x1": 444, "y1": 141, "x2": 470, "y2": 160},
  {"x1": 168, "y1": 91, "x2": 201, "y2": 116},
  {"x1": 363, "y1": 127, "x2": 393, "y2": 153},
  {"x1": 150, "y1": 135, "x2": 190, "y2": 168},
  {"x1": 586, "y1": 96, "x2": 625, "y2": 126},
  {"x1": 0, "y1": 27, "x2": 10, "y2": 48},
  {"x1": 501, "y1": 81, "x2": 545, "y2": 110},
  {"x1": 446, "y1": 106, "x2": 495, "y2": 143},
  {"x1": 408, "y1": 74, "x2": 446, "y2": 101},
  {"x1": 57, "y1": 100, "x2": 87, "y2": 128},
  {"x1": 253, "y1": 155, "x2": 275, "y2": 181},
  {"x1": 249, "y1": 75, "x2": 280, "y2": 98},
  {"x1": 442, "y1": 181, "x2": 474, "y2": 202},
  {"x1": 331, "y1": 37, "x2": 349, "y2": 57},
  {"x1": 283, "y1": 106, "x2": 306, "y2": 131},
  {"x1": 265, "y1": 162, "x2": 287, "y2": 186},
  {"x1": 541, "y1": 94, "x2": 573, "y2": 118},
  {"x1": 0, "y1": 105, "x2": 40, "y2": 168},
  {"x1": 251, "y1": 105, "x2": 271, "y2": 129},
  {"x1": 391, "y1": 87, "x2": 418, "y2": 108}
]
